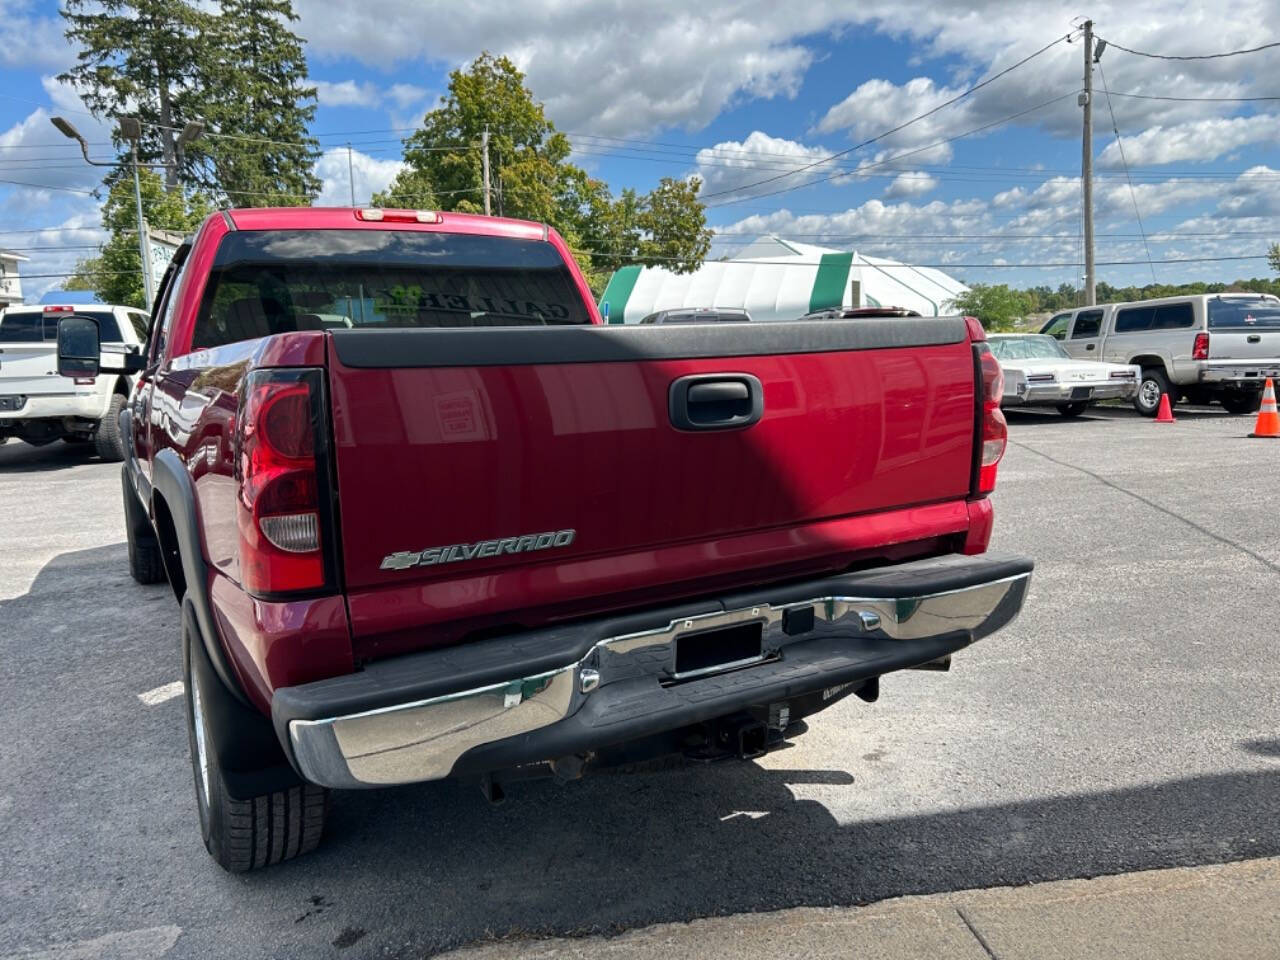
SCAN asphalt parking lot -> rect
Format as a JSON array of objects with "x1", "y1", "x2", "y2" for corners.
[{"x1": 3, "y1": 405, "x2": 1280, "y2": 959}]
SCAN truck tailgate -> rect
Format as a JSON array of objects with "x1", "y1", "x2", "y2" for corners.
[
  {"x1": 0, "y1": 343, "x2": 72, "y2": 396},
  {"x1": 1207, "y1": 299, "x2": 1280, "y2": 362},
  {"x1": 326, "y1": 320, "x2": 978, "y2": 653}
]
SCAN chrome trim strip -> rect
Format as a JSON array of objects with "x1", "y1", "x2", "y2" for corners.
[{"x1": 289, "y1": 571, "x2": 1030, "y2": 788}]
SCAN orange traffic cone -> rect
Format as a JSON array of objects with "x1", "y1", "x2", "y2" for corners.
[
  {"x1": 1250, "y1": 378, "x2": 1279, "y2": 438},
  {"x1": 1154, "y1": 392, "x2": 1175, "y2": 423}
]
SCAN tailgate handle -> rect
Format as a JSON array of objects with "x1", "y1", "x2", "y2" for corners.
[
  {"x1": 1248, "y1": 334, "x2": 1262, "y2": 344},
  {"x1": 669, "y1": 374, "x2": 763, "y2": 431}
]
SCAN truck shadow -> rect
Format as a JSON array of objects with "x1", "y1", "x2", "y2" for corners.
[
  {"x1": 271, "y1": 755, "x2": 1280, "y2": 954},
  {"x1": 0, "y1": 438, "x2": 112, "y2": 473}
]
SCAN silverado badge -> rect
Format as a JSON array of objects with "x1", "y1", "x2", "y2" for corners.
[{"x1": 380, "y1": 529, "x2": 576, "y2": 571}]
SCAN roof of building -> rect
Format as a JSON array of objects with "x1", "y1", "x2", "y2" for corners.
[{"x1": 598, "y1": 235, "x2": 968, "y2": 323}]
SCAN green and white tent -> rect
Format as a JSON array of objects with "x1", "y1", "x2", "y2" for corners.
[{"x1": 598, "y1": 236, "x2": 967, "y2": 323}]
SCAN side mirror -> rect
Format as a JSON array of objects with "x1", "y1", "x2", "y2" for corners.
[{"x1": 57, "y1": 315, "x2": 101, "y2": 379}]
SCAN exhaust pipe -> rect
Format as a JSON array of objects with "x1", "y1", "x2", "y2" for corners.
[{"x1": 908, "y1": 655, "x2": 952, "y2": 672}]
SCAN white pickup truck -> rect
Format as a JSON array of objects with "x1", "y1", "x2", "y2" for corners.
[
  {"x1": 0, "y1": 303, "x2": 147, "y2": 460},
  {"x1": 1039, "y1": 293, "x2": 1280, "y2": 416}
]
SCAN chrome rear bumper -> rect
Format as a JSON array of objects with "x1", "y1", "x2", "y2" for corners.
[
  {"x1": 277, "y1": 553, "x2": 1032, "y2": 789},
  {"x1": 1199, "y1": 362, "x2": 1280, "y2": 384}
]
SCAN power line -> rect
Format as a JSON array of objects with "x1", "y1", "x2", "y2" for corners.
[
  {"x1": 1106, "y1": 90, "x2": 1280, "y2": 103},
  {"x1": 706, "y1": 90, "x2": 1079, "y2": 208},
  {"x1": 1097, "y1": 63, "x2": 1157, "y2": 284},
  {"x1": 569, "y1": 250, "x2": 1270, "y2": 268},
  {"x1": 1099, "y1": 37, "x2": 1280, "y2": 60},
  {"x1": 701, "y1": 31, "x2": 1077, "y2": 200},
  {"x1": 0, "y1": 177, "x2": 97, "y2": 195}
]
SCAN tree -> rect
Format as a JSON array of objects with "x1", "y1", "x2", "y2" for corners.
[
  {"x1": 62, "y1": 0, "x2": 209, "y2": 190},
  {"x1": 199, "y1": 0, "x2": 320, "y2": 205},
  {"x1": 946, "y1": 283, "x2": 1032, "y2": 332},
  {"x1": 381, "y1": 53, "x2": 712, "y2": 293},
  {"x1": 1268, "y1": 242, "x2": 1280, "y2": 274},
  {"x1": 60, "y1": 0, "x2": 320, "y2": 205},
  {"x1": 70, "y1": 168, "x2": 211, "y2": 307}
]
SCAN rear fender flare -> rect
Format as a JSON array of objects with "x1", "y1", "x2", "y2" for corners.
[{"x1": 152, "y1": 447, "x2": 250, "y2": 706}]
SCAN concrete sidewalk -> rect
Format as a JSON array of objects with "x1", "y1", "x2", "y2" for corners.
[{"x1": 443, "y1": 857, "x2": 1280, "y2": 959}]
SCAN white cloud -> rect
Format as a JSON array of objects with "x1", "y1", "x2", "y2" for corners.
[
  {"x1": 884, "y1": 171, "x2": 938, "y2": 198},
  {"x1": 0, "y1": 1, "x2": 70, "y2": 70},
  {"x1": 313, "y1": 147, "x2": 404, "y2": 206},
  {"x1": 1098, "y1": 115, "x2": 1280, "y2": 168},
  {"x1": 693, "y1": 131, "x2": 833, "y2": 201},
  {"x1": 387, "y1": 83, "x2": 430, "y2": 110},
  {"x1": 0, "y1": 80, "x2": 116, "y2": 193},
  {"x1": 313, "y1": 79, "x2": 382, "y2": 108}
]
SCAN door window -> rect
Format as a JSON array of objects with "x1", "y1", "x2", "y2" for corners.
[
  {"x1": 1071, "y1": 310, "x2": 1103, "y2": 339},
  {"x1": 1040, "y1": 313, "x2": 1071, "y2": 339}
]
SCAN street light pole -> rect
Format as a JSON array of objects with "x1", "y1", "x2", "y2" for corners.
[
  {"x1": 129, "y1": 141, "x2": 155, "y2": 308},
  {"x1": 51, "y1": 116, "x2": 202, "y2": 311}
]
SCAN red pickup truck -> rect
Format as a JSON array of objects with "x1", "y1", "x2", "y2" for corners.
[{"x1": 56, "y1": 206, "x2": 1031, "y2": 873}]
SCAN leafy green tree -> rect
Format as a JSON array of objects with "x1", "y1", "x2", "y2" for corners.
[
  {"x1": 61, "y1": 0, "x2": 320, "y2": 205},
  {"x1": 381, "y1": 52, "x2": 712, "y2": 293},
  {"x1": 69, "y1": 168, "x2": 211, "y2": 307},
  {"x1": 1268, "y1": 242, "x2": 1280, "y2": 274},
  {"x1": 946, "y1": 283, "x2": 1032, "y2": 332}
]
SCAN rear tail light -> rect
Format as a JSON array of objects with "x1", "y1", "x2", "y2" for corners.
[
  {"x1": 235, "y1": 369, "x2": 335, "y2": 596},
  {"x1": 973, "y1": 341, "x2": 1007, "y2": 496},
  {"x1": 1193, "y1": 332, "x2": 1210, "y2": 361}
]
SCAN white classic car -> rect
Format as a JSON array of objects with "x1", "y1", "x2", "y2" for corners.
[{"x1": 988, "y1": 333, "x2": 1140, "y2": 416}]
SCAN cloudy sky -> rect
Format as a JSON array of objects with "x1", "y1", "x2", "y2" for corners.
[{"x1": 1, "y1": 0, "x2": 1278, "y2": 300}]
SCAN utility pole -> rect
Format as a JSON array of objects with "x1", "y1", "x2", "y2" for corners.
[
  {"x1": 481, "y1": 126, "x2": 491, "y2": 216},
  {"x1": 1081, "y1": 19, "x2": 1096, "y2": 306},
  {"x1": 347, "y1": 142, "x2": 356, "y2": 206}
]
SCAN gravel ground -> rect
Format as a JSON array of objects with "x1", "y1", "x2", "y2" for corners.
[{"x1": 2, "y1": 405, "x2": 1278, "y2": 959}]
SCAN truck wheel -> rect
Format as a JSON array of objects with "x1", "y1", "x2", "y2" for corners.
[
  {"x1": 122, "y1": 468, "x2": 166, "y2": 585},
  {"x1": 183, "y1": 619, "x2": 328, "y2": 872},
  {"x1": 94, "y1": 394, "x2": 127, "y2": 462},
  {"x1": 1055, "y1": 401, "x2": 1089, "y2": 417},
  {"x1": 1221, "y1": 392, "x2": 1263, "y2": 415},
  {"x1": 1134, "y1": 369, "x2": 1175, "y2": 417}
]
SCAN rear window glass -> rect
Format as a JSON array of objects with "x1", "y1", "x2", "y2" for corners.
[
  {"x1": 193, "y1": 230, "x2": 590, "y2": 349},
  {"x1": 1153, "y1": 303, "x2": 1194, "y2": 329},
  {"x1": 1208, "y1": 299, "x2": 1280, "y2": 329},
  {"x1": 1114, "y1": 306, "x2": 1154, "y2": 333},
  {"x1": 0, "y1": 309, "x2": 123, "y2": 343}
]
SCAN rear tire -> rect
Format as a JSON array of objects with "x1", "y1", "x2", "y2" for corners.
[
  {"x1": 183, "y1": 615, "x2": 328, "y2": 872},
  {"x1": 1221, "y1": 392, "x2": 1263, "y2": 415},
  {"x1": 1134, "y1": 368, "x2": 1176, "y2": 417},
  {"x1": 94, "y1": 394, "x2": 127, "y2": 462},
  {"x1": 122, "y1": 468, "x2": 166, "y2": 585},
  {"x1": 1055, "y1": 401, "x2": 1089, "y2": 417}
]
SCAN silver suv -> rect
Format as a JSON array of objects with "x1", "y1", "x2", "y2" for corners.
[{"x1": 1039, "y1": 294, "x2": 1280, "y2": 416}]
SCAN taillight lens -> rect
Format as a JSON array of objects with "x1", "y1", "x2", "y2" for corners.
[
  {"x1": 236, "y1": 369, "x2": 331, "y2": 596},
  {"x1": 1193, "y1": 332, "x2": 1210, "y2": 361},
  {"x1": 974, "y1": 342, "x2": 1007, "y2": 495}
]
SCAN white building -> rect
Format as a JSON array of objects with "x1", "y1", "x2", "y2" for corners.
[
  {"x1": 599, "y1": 236, "x2": 968, "y2": 323},
  {"x1": 1, "y1": 250, "x2": 29, "y2": 312}
]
